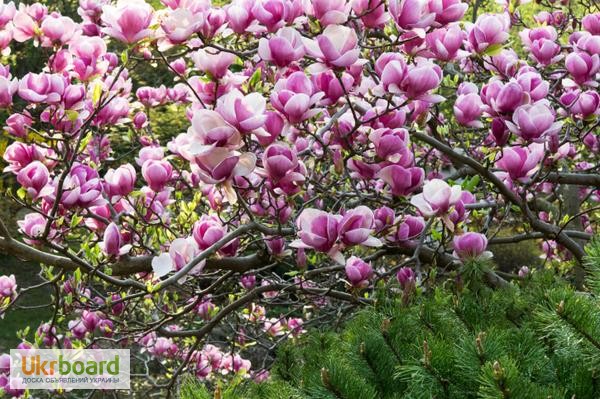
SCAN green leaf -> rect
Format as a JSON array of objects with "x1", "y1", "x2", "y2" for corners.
[{"x1": 483, "y1": 43, "x2": 503, "y2": 56}]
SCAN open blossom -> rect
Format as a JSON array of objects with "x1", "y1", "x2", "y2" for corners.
[
  {"x1": 270, "y1": 71, "x2": 323, "y2": 123},
  {"x1": 428, "y1": 0, "x2": 467, "y2": 25},
  {"x1": 453, "y1": 232, "x2": 490, "y2": 261},
  {"x1": 338, "y1": 206, "x2": 382, "y2": 247},
  {"x1": 425, "y1": 24, "x2": 465, "y2": 61},
  {"x1": 506, "y1": 102, "x2": 562, "y2": 142},
  {"x1": 192, "y1": 48, "x2": 236, "y2": 79},
  {"x1": 290, "y1": 209, "x2": 342, "y2": 263},
  {"x1": 104, "y1": 164, "x2": 136, "y2": 199},
  {"x1": 389, "y1": 0, "x2": 435, "y2": 30},
  {"x1": 369, "y1": 128, "x2": 413, "y2": 165},
  {"x1": 69, "y1": 36, "x2": 108, "y2": 80},
  {"x1": 101, "y1": 0, "x2": 154, "y2": 44},
  {"x1": 395, "y1": 215, "x2": 425, "y2": 242},
  {"x1": 262, "y1": 142, "x2": 305, "y2": 193},
  {"x1": 18, "y1": 72, "x2": 66, "y2": 103},
  {"x1": 350, "y1": 0, "x2": 388, "y2": 28},
  {"x1": 17, "y1": 161, "x2": 51, "y2": 200},
  {"x1": 101, "y1": 222, "x2": 131, "y2": 257},
  {"x1": 377, "y1": 165, "x2": 424, "y2": 197},
  {"x1": 0, "y1": 274, "x2": 16, "y2": 299},
  {"x1": 565, "y1": 52, "x2": 600, "y2": 87},
  {"x1": 142, "y1": 159, "x2": 172, "y2": 192},
  {"x1": 251, "y1": 0, "x2": 287, "y2": 32},
  {"x1": 216, "y1": 90, "x2": 267, "y2": 134},
  {"x1": 304, "y1": 25, "x2": 360, "y2": 68},
  {"x1": 183, "y1": 110, "x2": 241, "y2": 159},
  {"x1": 560, "y1": 90, "x2": 600, "y2": 119},
  {"x1": 160, "y1": 8, "x2": 202, "y2": 44},
  {"x1": 345, "y1": 256, "x2": 373, "y2": 288},
  {"x1": 467, "y1": 13, "x2": 510, "y2": 53},
  {"x1": 582, "y1": 13, "x2": 600, "y2": 35},
  {"x1": 40, "y1": 14, "x2": 79, "y2": 46},
  {"x1": 193, "y1": 215, "x2": 239, "y2": 256},
  {"x1": 258, "y1": 27, "x2": 305, "y2": 67},
  {"x1": 410, "y1": 179, "x2": 463, "y2": 217},
  {"x1": 495, "y1": 143, "x2": 544, "y2": 182},
  {"x1": 454, "y1": 92, "x2": 483, "y2": 128},
  {"x1": 57, "y1": 163, "x2": 105, "y2": 208},
  {"x1": 399, "y1": 61, "x2": 444, "y2": 103},
  {"x1": 169, "y1": 237, "x2": 199, "y2": 271},
  {"x1": 311, "y1": 0, "x2": 350, "y2": 26}
]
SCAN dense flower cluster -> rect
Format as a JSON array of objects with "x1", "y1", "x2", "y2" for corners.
[{"x1": 0, "y1": 0, "x2": 596, "y2": 395}]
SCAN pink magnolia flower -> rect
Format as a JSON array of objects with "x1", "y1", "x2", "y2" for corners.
[
  {"x1": 183, "y1": 110, "x2": 241, "y2": 160},
  {"x1": 251, "y1": 0, "x2": 288, "y2": 32},
  {"x1": 169, "y1": 237, "x2": 199, "y2": 271},
  {"x1": 0, "y1": 274, "x2": 16, "y2": 301},
  {"x1": 192, "y1": 48, "x2": 235, "y2": 79},
  {"x1": 425, "y1": 25, "x2": 465, "y2": 61},
  {"x1": 17, "y1": 213, "x2": 48, "y2": 245},
  {"x1": 350, "y1": 0, "x2": 388, "y2": 28},
  {"x1": 0, "y1": 74, "x2": 17, "y2": 108},
  {"x1": 101, "y1": 0, "x2": 154, "y2": 44},
  {"x1": 101, "y1": 222, "x2": 131, "y2": 257},
  {"x1": 312, "y1": 70, "x2": 354, "y2": 106},
  {"x1": 338, "y1": 206, "x2": 382, "y2": 247},
  {"x1": 481, "y1": 80, "x2": 526, "y2": 115},
  {"x1": 136, "y1": 146, "x2": 164, "y2": 166},
  {"x1": 369, "y1": 128, "x2": 413, "y2": 165},
  {"x1": 193, "y1": 215, "x2": 239, "y2": 256},
  {"x1": 12, "y1": 9, "x2": 38, "y2": 42},
  {"x1": 216, "y1": 89, "x2": 267, "y2": 134},
  {"x1": 0, "y1": 1, "x2": 15, "y2": 29},
  {"x1": 454, "y1": 92, "x2": 483, "y2": 128},
  {"x1": 506, "y1": 102, "x2": 562, "y2": 142},
  {"x1": 270, "y1": 71, "x2": 323, "y2": 123},
  {"x1": 399, "y1": 61, "x2": 444, "y2": 103},
  {"x1": 530, "y1": 38, "x2": 561, "y2": 66},
  {"x1": 18, "y1": 72, "x2": 66, "y2": 103},
  {"x1": 142, "y1": 159, "x2": 173, "y2": 192},
  {"x1": 428, "y1": 0, "x2": 467, "y2": 25},
  {"x1": 495, "y1": 143, "x2": 544, "y2": 182},
  {"x1": 560, "y1": 90, "x2": 600, "y2": 119},
  {"x1": 160, "y1": 8, "x2": 202, "y2": 44},
  {"x1": 226, "y1": 0, "x2": 255, "y2": 34},
  {"x1": 104, "y1": 164, "x2": 136, "y2": 199},
  {"x1": 377, "y1": 165, "x2": 424, "y2": 197},
  {"x1": 290, "y1": 209, "x2": 343, "y2": 263},
  {"x1": 56, "y1": 163, "x2": 105, "y2": 208},
  {"x1": 258, "y1": 27, "x2": 305, "y2": 67},
  {"x1": 467, "y1": 13, "x2": 510, "y2": 53},
  {"x1": 311, "y1": 0, "x2": 350, "y2": 26},
  {"x1": 374, "y1": 206, "x2": 395, "y2": 232},
  {"x1": 582, "y1": 13, "x2": 600, "y2": 35},
  {"x1": 262, "y1": 142, "x2": 305, "y2": 193},
  {"x1": 17, "y1": 161, "x2": 52, "y2": 200},
  {"x1": 40, "y1": 14, "x2": 79, "y2": 46},
  {"x1": 3, "y1": 142, "x2": 55, "y2": 173},
  {"x1": 453, "y1": 232, "x2": 490, "y2": 261},
  {"x1": 396, "y1": 267, "x2": 415, "y2": 289},
  {"x1": 5, "y1": 113, "x2": 32, "y2": 138},
  {"x1": 69, "y1": 36, "x2": 108, "y2": 81},
  {"x1": 345, "y1": 256, "x2": 373, "y2": 288},
  {"x1": 192, "y1": 148, "x2": 256, "y2": 186},
  {"x1": 304, "y1": 25, "x2": 360, "y2": 68},
  {"x1": 389, "y1": 0, "x2": 435, "y2": 30},
  {"x1": 565, "y1": 52, "x2": 600, "y2": 87},
  {"x1": 240, "y1": 274, "x2": 256, "y2": 289},
  {"x1": 410, "y1": 179, "x2": 463, "y2": 217},
  {"x1": 395, "y1": 215, "x2": 425, "y2": 242}
]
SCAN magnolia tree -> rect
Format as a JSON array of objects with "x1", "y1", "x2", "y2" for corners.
[{"x1": 0, "y1": 0, "x2": 598, "y2": 395}]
